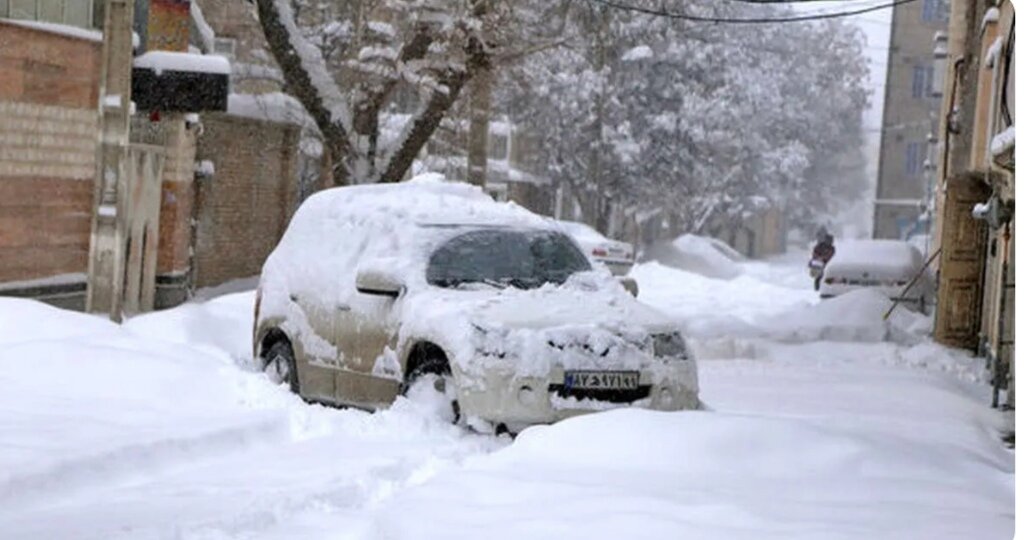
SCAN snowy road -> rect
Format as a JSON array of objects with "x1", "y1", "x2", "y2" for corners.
[{"x1": 0, "y1": 254, "x2": 1014, "y2": 539}]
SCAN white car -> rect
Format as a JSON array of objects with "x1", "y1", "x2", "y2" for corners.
[
  {"x1": 253, "y1": 175, "x2": 700, "y2": 433},
  {"x1": 558, "y1": 220, "x2": 635, "y2": 276},
  {"x1": 819, "y1": 240, "x2": 933, "y2": 312}
]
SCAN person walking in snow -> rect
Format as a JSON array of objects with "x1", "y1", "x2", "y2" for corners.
[{"x1": 809, "y1": 228, "x2": 835, "y2": 290}]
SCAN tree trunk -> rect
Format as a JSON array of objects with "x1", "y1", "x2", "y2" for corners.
[
  {"x1": 255, "y1": 0, "x2": 353, "y2": 186},
  {"x1": 467, "y1": 68, "x2": 492, "y2": 187}
]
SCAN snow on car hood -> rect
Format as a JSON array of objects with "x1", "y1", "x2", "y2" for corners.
[
  {"x1": 467, "y1": 284, "x2": 668, "y2": 331},
  {"x1": 398, "y1": 272, "x2": 681, "y2": 379}
]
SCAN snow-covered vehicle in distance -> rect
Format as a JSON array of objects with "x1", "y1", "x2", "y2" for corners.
[
  {"x1": 557, "y1": 220, "x2": 636, "y2": 276},
  {"x1": 253, "y1": 175, "x2": 700, "y2": 433},
  {"x1": 819, "y1": 239, "x2": 934, "y2": 312}
]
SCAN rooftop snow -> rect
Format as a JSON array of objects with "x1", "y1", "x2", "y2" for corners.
[
  {"x1": 228, "y1": 92, "x2": 313, "y2": 127},
  {"x1": 133, "y1": 51, "x2": 231, "y2": 75}
]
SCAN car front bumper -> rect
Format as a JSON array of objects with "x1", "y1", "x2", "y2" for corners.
[{"x1": 455, "y1": 361, "x2": 700, "y2": 426}]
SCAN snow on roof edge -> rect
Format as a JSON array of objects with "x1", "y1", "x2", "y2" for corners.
[
  {"x1": 2, "y1": 18, "x2": 102, "y2": 43},
  {"x1": 134, "y1": 51, "x2": 231, "y2": 75}
]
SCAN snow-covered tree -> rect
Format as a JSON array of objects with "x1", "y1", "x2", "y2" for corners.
[
  {"x1": 255, "y1": 0, "x2": 496, "y2": 185},
  {"x1": 495, "y1": 0, "x2": 870, "y2": 237}
]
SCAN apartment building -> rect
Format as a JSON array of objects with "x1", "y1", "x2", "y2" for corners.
[{"x1": 873, "y1": 0, "x2": 950, "y2": 240}]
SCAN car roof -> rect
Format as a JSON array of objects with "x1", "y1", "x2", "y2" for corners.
[
  {"x1": 290, "y1": 174, "x2": 550, "y2": 232},
  {"x1": 825, "y1": 240, "x2": 922, "y2": 278}
]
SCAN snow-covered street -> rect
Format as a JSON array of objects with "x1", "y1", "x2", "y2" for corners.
[{"x1": 0, "y1": 254, "x2": 1013, "y2": 540}]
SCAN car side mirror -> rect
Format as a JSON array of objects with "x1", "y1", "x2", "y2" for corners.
[
  {"x1": 356, "y1": 267, "x2": 404, "y2": 298},
  {"x1": 619, "y1": 277, "x2": 639, "y2": 297}
]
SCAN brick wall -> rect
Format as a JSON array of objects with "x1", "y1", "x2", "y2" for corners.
[
  {"x1": 0, "y1": 22, "x2": 101, "y2": 302},
  {"x1": 193, "y1": 113, "x2": 300, "y2": 288}
]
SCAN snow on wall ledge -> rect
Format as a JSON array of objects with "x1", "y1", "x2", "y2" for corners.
[{"x1": 2, "y1": 19, "x2": 102, "y2": 42}]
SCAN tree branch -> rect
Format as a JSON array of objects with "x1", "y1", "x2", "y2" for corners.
[
  {"x1": 256, "y1": 0, "x2": 354, "y2": 185},
  {"x1": 377, "y1": 31, "x2": 491, "y2": 184}
]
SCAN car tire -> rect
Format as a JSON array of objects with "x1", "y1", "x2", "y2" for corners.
[
  {"x1": 402, "y1": 355, "x2": 461, "y2": 425},
  {"x1": 263, "y1": 339, "x2": 299, "y2": 394}
]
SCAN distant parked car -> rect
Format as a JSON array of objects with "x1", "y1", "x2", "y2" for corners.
[
  {"x1": 253, "y1": 177, "x2": 700, "y2": 434},
  {"x1": 638, "y1": 234, "x2": 745, "y2": 280},
  {"x1": 819, "y1": 240, "x2": 933, "y2": 312},
  {"x1": 558, "y1": 220, "x2": 635, "y2": 276}
]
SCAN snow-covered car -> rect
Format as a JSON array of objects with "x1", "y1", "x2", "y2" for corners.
[
  {"x1": 558, "y1": 220, "x2": 635, "y2": 276},
  {"x1": 253, "y1": 175, "x2": 700, "y2": 433},
  {"x1": 819, "y1": 240, "x2": 933, "y2": 312}
]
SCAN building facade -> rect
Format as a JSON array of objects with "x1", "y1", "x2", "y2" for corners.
[
  {"x1": 0, "y1": 0, "x2": 320, "y2": 312},
  {"x1": 0, "y1": 17, "x2": 103, "y2": 309},
  {"x1": 873, "y1": 0, "x2": 950, "y2": 240},
  {"x1": 931, "y1": 0, "x2": 1014, "y2": 410}
]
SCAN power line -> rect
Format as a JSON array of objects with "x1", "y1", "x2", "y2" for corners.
[
  {"x1": 584, "y1": 0, "x2": 920, "y2": 23},
  {"x1": 728, "y1": 0, "x2": 875, "y2": 3}
]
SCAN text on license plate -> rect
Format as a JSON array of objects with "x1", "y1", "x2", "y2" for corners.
[{"x1": 565, "y1": 371, "x2": 640, "y2": 390}]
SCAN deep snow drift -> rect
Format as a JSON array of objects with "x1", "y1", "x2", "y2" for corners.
[{"x1": 0, "y1": 251, "x2": 1013, "y2": 539}]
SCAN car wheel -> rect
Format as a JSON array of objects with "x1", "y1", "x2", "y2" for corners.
[
  {"x1": 263, "y1": 339, "x2": 299, "y2": 394},
  {"x1": 404, "y1": 371, "x2": 461, "y2": 424}
]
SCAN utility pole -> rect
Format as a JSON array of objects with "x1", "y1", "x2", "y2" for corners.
[{"x1": 86, "y1": 0, "x2": 135, "y2": 322}]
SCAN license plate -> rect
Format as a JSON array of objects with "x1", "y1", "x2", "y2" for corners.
[{"x1": 564, "y1": 371, "x2": 640, "y2": 390}]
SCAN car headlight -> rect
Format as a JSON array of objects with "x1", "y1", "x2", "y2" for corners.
[
  {"x1": 472, "y1": 323, "x2": 508, "y2": 358},
  {"x1": 652, "y1": 332, "x2": 690, "y2": 360}
]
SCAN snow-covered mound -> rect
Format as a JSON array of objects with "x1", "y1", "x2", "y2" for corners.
[
  {"x1": 630, "y1": 260, "x2": 930, "y2": 346},
  {"x1": 629, "y1": 261, "x2": 816, "y2": 338},
  {"x1": 639, "y1": 234, "x2": 744, "y2": 279},
  {"x1": 0, "y1": 297, "x2": 120, "y2": 345},
  {"x1": 124, "y1": 291, "x2": 256, "y2": 364},
  {"x1": 372, "y1": 406, "x2": 1013, "y2": 540},
  {"x1": 0, "y1": 288, "x2": 1012, "y2": 538},
  {"x1": 756, "y1": 288, "x2": 931, "y2": 344},
  {"x1": 0, "y1": 296, "x2": 503, "y2": 538}
]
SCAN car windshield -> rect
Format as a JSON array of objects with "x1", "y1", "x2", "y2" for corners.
[{"x1": 426, "y1": 228, "x2": 592, "y2": 289}]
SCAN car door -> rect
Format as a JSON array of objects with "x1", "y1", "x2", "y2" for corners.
[
  {"x1": 291, "y1": 292, "x2": 338, "y2": 403},
  {"x1": 332, "y1": 273, "x2": 403, "y2": 408}
]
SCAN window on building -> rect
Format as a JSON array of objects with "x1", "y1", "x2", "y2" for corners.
[
  {"x1": 0, "y1": 0, "x2": 95, "y2": 29},
  {"x1": 905, "y1": 142, "x2": 925, "y2": 176},
  {"x1": 489, "y1": 134, "x2": 509, "y2": 161},
  {"x1": 924, "y1": 65, "x2": 935, "y2": 98},
  {"x1": 912, "y1": 66, "x2": 926, "y2": 98},
  {"x1": 921, "y1": 0, "x2": 948, "y2": 23}
]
